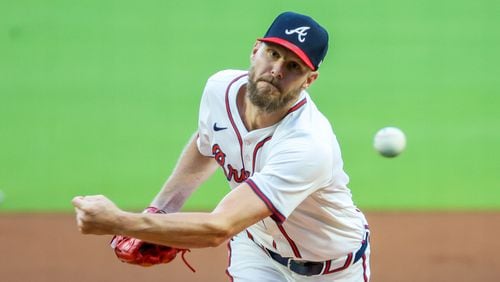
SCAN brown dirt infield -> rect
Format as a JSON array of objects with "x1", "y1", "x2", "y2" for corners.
[{"x1": 1, "y1": 212, "x2": 499, "y2": 282}]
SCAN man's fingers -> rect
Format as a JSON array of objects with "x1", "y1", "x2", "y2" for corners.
[
  {"x1": 72, "y1": 195, "x2": 105, "y2": 208},
  {"x1": 72, "y1": 196, "x2": 85, "y2": 208},
  {"x1": 71, "y1": 194, "x2": 117, "y2": 235}
]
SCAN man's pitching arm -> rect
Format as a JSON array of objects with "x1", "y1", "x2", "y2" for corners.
[{"x1": 72, "y1": 182, "x2": 272, "y2": 248}]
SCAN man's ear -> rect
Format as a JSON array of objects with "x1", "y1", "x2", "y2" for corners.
[
  {"x1": 250, "y1": 41, "x2": 262, "y2": 59},
  {"x1": 302, "y1": 71, "x2": 319, "y2": 89}
]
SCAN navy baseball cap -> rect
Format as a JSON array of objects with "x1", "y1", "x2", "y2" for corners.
[{"x1": 258, "y1": 12, "x2": 329, "y2": 70}]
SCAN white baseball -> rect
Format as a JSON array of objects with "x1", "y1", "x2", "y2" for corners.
[{"x1": 373, "y1": 127, "x2": 407, "y2": 157}]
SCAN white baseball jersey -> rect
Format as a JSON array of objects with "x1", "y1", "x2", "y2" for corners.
[{"x1": 197, "y1": 69, "x2": 368, "y2": 262}]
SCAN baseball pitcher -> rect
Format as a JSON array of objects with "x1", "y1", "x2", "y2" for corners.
[{"x1": 72, "y1": 11, "x2": 370, "y2": 281}]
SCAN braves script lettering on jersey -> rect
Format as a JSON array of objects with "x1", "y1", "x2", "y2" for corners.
[{"x1": 197, "y1": 70, "x2": 370, "y2": 280}]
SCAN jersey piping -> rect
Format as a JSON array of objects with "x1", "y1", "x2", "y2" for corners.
[{"x1": 224, "y1": 73, "x2": 249, "y2": 172}]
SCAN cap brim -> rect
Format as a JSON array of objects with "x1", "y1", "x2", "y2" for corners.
[{"x1": 258, "y1": 37, "x2": 316, "y2": 70}]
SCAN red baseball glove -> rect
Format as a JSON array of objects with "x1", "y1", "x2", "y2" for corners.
[{"x1": 110, "y1": 207, "x2": 195, "y2": 272}]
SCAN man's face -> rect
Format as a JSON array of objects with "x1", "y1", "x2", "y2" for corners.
[{"x1": 247, "y1": 42, "x2": 318, "y2": 113}]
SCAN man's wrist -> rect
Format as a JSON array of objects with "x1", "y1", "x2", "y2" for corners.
[{"x1": 112, "y1": 210, "x2": 136, "y2": 235}]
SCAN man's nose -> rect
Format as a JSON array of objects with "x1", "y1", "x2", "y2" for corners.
[{"x1": 270, "y1": 62, "x2": 284, "y2": 79}]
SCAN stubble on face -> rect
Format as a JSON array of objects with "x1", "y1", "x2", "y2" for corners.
[{"x1": 247, "y1": 66, "x2": 303, "y2": 114}]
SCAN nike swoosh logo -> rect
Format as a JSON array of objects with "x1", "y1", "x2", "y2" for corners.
[{"x1": 213, "y1": 123, "x2": 228, "y2": 131}]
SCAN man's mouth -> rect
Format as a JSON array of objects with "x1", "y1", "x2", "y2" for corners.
[{"x1": 257, "y1": 79, "x2": 281, "y2": 92}]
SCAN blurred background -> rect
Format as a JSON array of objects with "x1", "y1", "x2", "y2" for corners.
[
  {"x1": 1, "y1": 0, "x2": 499, "y2": 212},
  {"x1": 1, "y1": 0, "x2": 499, "y2": 281}
]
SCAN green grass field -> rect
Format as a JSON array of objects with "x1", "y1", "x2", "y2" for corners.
[{"x1": 1, "y1": 0, "x2": 499, "y2": 211}]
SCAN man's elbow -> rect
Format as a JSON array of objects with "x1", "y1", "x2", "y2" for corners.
[{"x1": 203, "y1": 218, "x2": 236, "y2": 247}]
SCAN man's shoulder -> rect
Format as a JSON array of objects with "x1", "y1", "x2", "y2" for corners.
[
  {"x1": 201, "y1": 70, "x2": 247, "y2": 101},
  {"x1": 207, "y1": 69, "x2": 248, "y2": 84},
  {"x1": 283, "y1": 96, "x2": 333, "y2": 134},
  {"x1": 275, "y1": 99, "x2": 336, "y2": 149}
]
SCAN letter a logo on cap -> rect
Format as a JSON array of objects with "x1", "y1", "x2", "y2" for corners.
[{"x1": 285, "y1": 26, "x2": 311, "y2": 42}]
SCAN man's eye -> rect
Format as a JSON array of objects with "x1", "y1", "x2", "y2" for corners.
[
  {"x1": 269, "y1": 50, "x2": 280, "y2": 58},
  {"x1": 288, "y1": 62, "x2": 300, "y2": 71}
]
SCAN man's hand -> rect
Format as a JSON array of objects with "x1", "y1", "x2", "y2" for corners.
[{"x1": 72, "y1": 195, "x2": 122, "y2": 235}]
